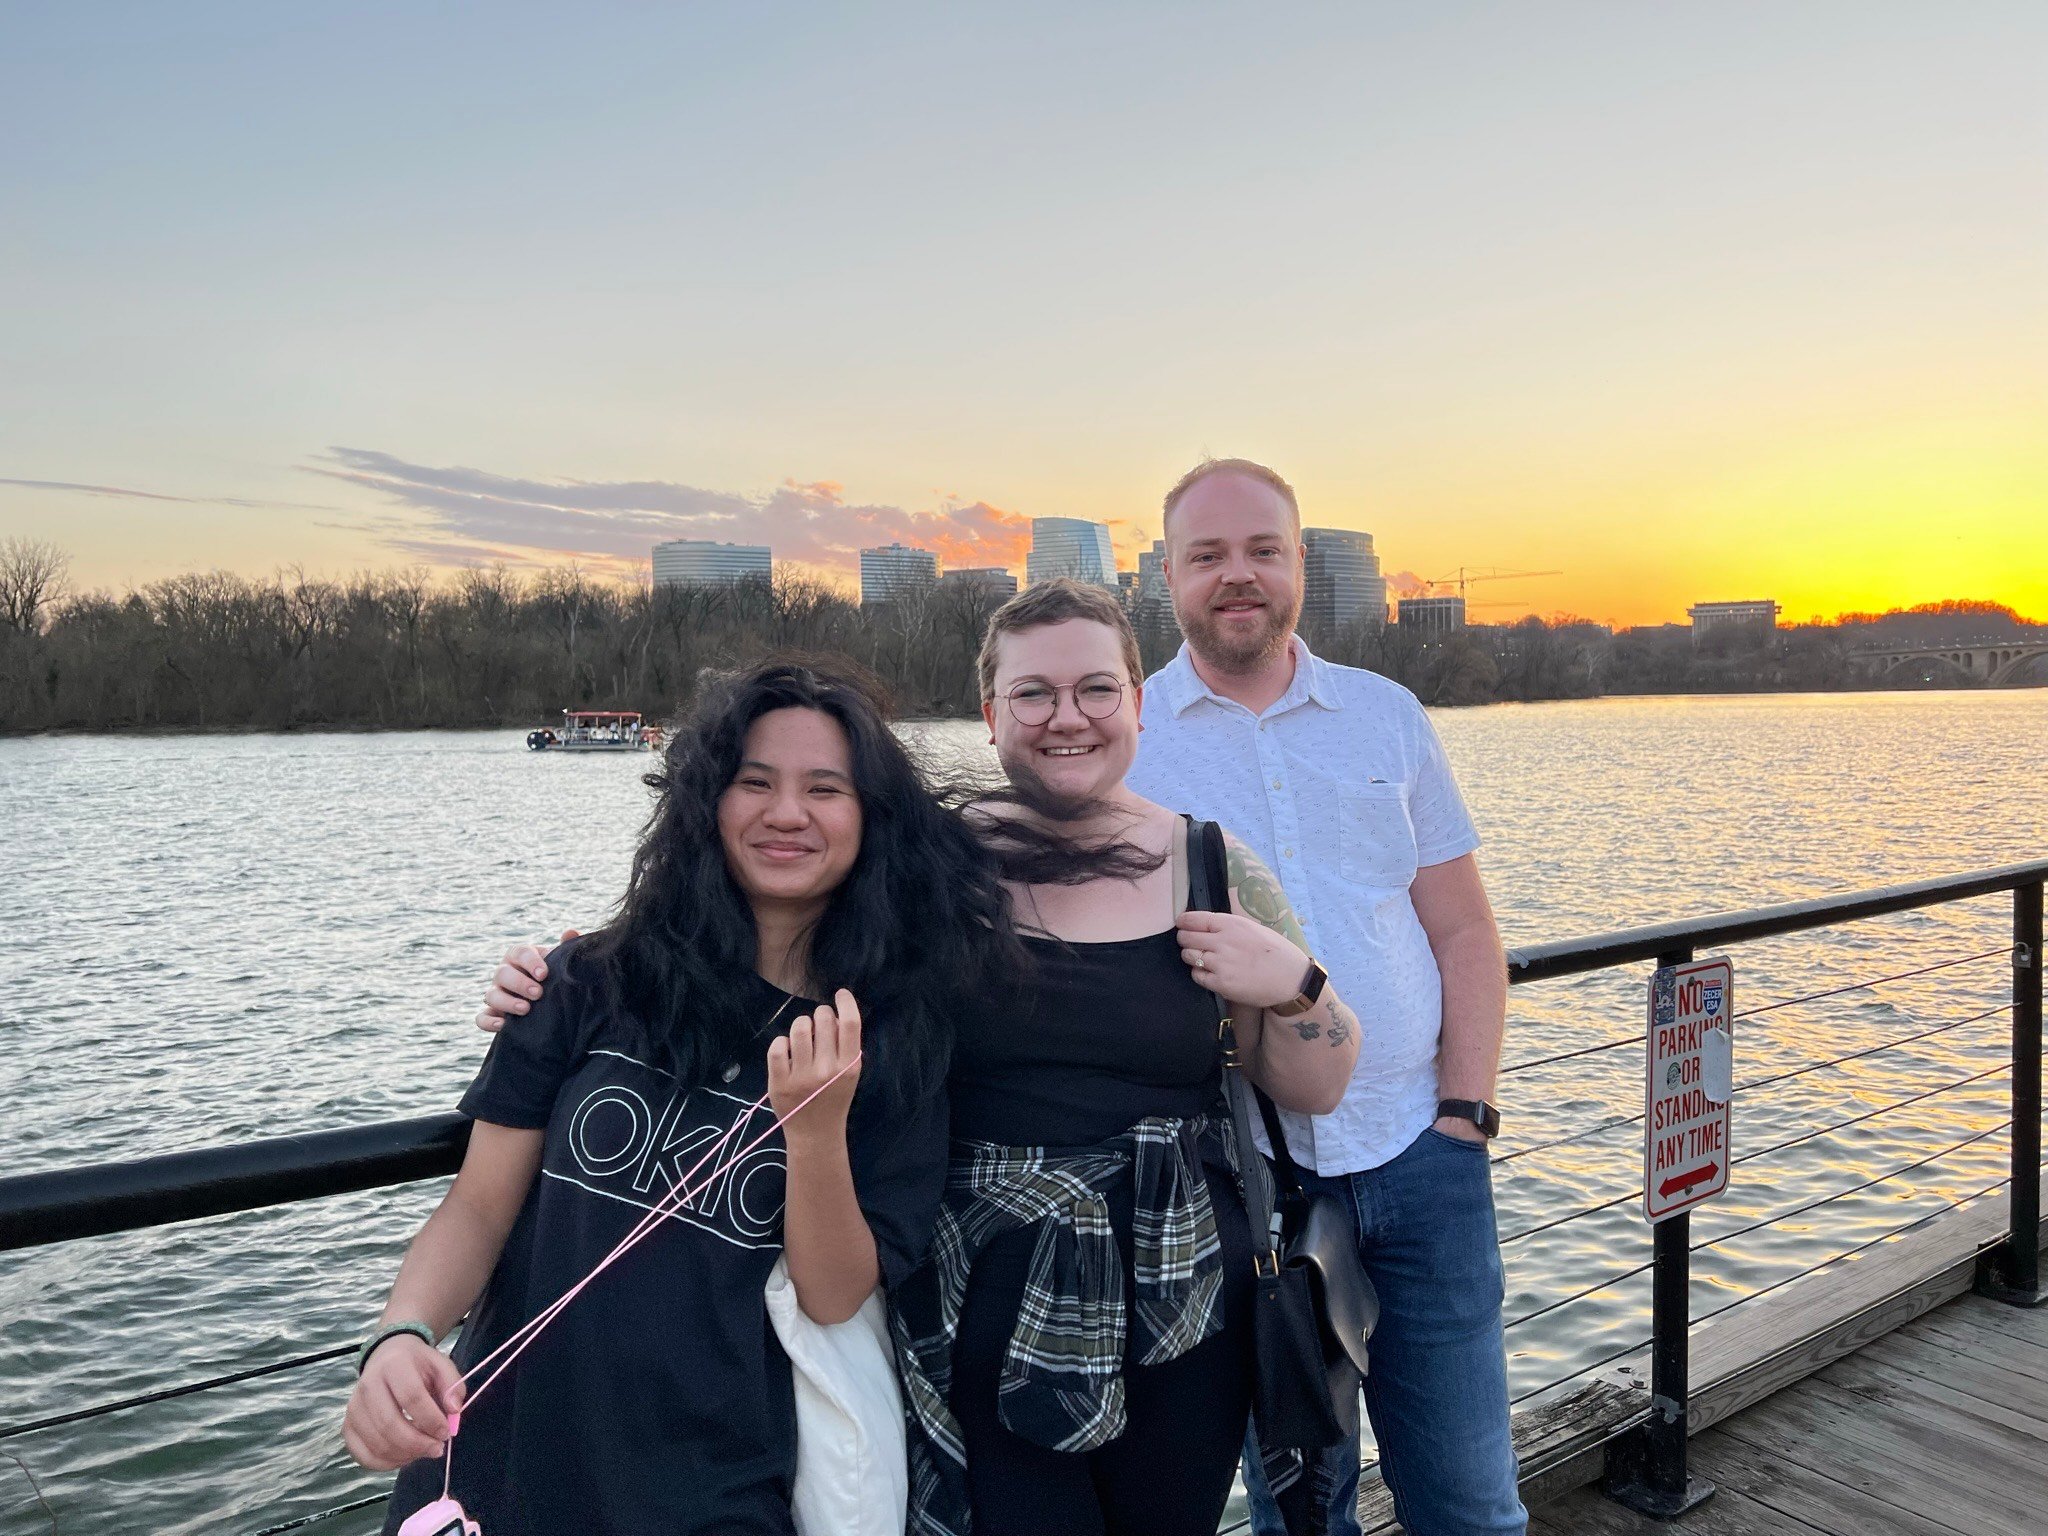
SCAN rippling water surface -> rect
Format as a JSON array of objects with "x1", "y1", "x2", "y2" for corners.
[{"x1": 3, "y1": 689, "x2": 2042, "y2": 1534}]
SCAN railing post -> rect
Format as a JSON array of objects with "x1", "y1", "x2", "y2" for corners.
[
  {"x1": 1605, "y1": 946, "x2": 1715, "y2": 1517},
  {"x1": 1978, "y1": 879, "x2": 2045, "y2": 1307}
]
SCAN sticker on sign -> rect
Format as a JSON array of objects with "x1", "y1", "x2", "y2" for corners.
[{"x1": 1644, "y1": 956, "x2": 1734, "y2": 1223}]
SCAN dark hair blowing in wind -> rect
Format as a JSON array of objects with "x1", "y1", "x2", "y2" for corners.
[{"x1": 578, "y1": 658, "x2": 1019, "y2": 1111}]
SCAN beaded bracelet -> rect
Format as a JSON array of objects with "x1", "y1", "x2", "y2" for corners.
[{"x1": 356, "y1": 1320, "x2": 438, "y2": 1375}]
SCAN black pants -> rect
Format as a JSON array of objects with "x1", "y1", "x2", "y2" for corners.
[{"x1": 951, "y1": 1165, "x2": 1256, "y2": 1536}]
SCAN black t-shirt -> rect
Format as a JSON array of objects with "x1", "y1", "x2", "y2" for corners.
[
  {"x1": 947, "y1": 930, "x2": 1224, "y2": 1147},
  {"x1": 386, "y1": 939, "x2": 949, "y2": 1536}
]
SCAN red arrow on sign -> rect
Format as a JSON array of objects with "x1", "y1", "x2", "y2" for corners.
[{"x1": 1659, "y1": 1163, "x2": 1721, "y2": 1199}]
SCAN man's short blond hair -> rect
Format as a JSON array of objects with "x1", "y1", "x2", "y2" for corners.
[
  {"x1": 976, "y1": 578, "x2": 1144, "y2": 701},
  {"x1": 1161, "y1": 457, "x2": 1302, "y2": 540}
]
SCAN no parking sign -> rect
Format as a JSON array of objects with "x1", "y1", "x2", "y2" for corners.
[{"x1": 1644, "y1": 957, "x2": 1734, "y2": 1223}]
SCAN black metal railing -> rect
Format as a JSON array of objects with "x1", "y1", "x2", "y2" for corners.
[{"x1": 2, "y1": 858, "x2": 2043, "y2": 1534}]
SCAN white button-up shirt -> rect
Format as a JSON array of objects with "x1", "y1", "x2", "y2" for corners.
[{"x1": 1126, "y1": 637, "x2": 1481, "y2": 1174}]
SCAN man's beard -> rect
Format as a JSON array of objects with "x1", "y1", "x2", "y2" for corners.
[{"x1": 1179, "y1": 587, "x2": 1299, "y2": 673}]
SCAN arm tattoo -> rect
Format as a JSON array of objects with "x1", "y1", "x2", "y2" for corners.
[
  {"x1": 1223, "y1": 834, "x2": 1310, "y2": 950},
  {"x1": 1327, "y1": 999, "x2": 1357, "y2": 1050},
  {"x1": 1292, "y1": 1016, "x2": 1323, "y2": 1042}
]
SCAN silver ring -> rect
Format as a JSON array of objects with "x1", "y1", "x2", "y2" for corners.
[
  {"x1": 401, "y1": 1410, "x2": 416, "y2": 1424},
  {"x1": 1193, "y1": 951, "x2": 1205, "y2": 970}
]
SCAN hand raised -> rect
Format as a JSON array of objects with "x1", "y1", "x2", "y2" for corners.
[
  {"x1": 475, "y1": 930, "x2": 579, "y2": 1033},
  {"x1": 766, "y1": 990, "x2": 863, "y2": 1136},
  {"x1": 1175, "y1": 908, "x2": 1312, "y2": 1010},
  {"x1": 343, "y1": 1335, "x2": 465, "y2": 1471}
]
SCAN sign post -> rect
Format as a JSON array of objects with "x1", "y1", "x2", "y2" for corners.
[{"x1": 1605, "y1": 950, "x2": 1731, "y2": 1518}]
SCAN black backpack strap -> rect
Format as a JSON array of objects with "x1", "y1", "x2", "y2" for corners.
[{"x1": 1185, "y1": 815, "x2": 1284, "y2": 1264}]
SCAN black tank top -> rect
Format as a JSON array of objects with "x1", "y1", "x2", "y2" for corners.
[{"x1": 949, "y1": 929, "x2": 1223, "y2": 1147}]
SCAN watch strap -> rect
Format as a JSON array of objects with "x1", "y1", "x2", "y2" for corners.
[
  {"x1": 1270, "y1": 958, "x2": 1329, "y2": 1018},
  {"x1": 1436, "y1": 1098, "x2": 1501, "y2": 1138}
]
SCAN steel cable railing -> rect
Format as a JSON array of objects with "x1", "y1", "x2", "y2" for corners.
[
  {"x1": 1729, "y1": 946, "x2": 2013, "y2": 1021},
  {"x1": 1493, "y1": 945, "x2": 2012, "y2": 1080},
  {"x1": 1494, "y1": 1001, "x2": 2010, "y2": 1166},
  {"x1": 1495, "y1": 1059, "x2": 2014, "y2": 1246},
  {"x1": 249, "y1": 1491, "x2": 386, "y2": 1536},
  {"x1": 1736, "y1": 1003, "x2": 2011, "y2": 1091},
  {"x1": 61, "y1": 1055, "x2": 2003, "y2": 1476},
  {"x1": 3, "y1": 865, "x2": 2035, "y2": 1536},
  {"x1": 0, "y1": 1345, "x2": 355, "y2": 1443},
  {"x1": 1500, "y1": 1119, "x2": 2015, "y2": 1331},
  {"x1": 1504, "y1": 1171, "x2": 2019, "y2": 1410},
  {"x1": 45, "y1": 999, "x2": 1996, "y2": 1473}
]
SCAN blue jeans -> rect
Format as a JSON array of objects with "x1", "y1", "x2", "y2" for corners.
[{"x1": 1241, "y1": 1126, "x2": 1526, "y2": 1536}]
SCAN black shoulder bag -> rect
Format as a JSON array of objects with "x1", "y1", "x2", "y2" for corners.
[{"x1": 1186, "y1": 816, "x2": 1377, "y2": 1451}]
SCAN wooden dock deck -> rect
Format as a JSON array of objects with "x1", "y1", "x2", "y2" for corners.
[
  {"x1": 1531, "y1": 1290, "x2": 2048, "y2": 1536},
  {"x1": 1336, "y1": 1196, "x2": 2048, "y2": 1536}
]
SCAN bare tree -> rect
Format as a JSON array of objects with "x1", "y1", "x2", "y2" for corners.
[{"x1": 0, "y1": 538, "x2": 70, "y2": 634}]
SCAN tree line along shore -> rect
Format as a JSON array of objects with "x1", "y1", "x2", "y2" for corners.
[{"x1": 1, "y1": 541, "x2": 2041, "y2": 734}]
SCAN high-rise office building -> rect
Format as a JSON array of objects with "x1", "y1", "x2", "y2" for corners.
[
  {"x1": 1136, "y1": 539, "x2": 1181, "y2": 638},
  {"x1": 652, "y1": 539, "x2": 773, "y2": 588},
  {"x1": 1025, "y1": 517, "x2": 1117, "y2": 588},
  {"x1": 940, "y1": 567, "x2": 1019, "y2": 596},
  {"x1": 859, "y1": 543, "x2": 939, "y2": 606},
  {"x1": 1136, "y1": 540, "x2": 1170, "y2": 605},
  {"x1": 1397, "y1": 594, "x2": 1466, "y2": 636},
  {"x1": 1302, "y1": 527, "x2": 1388, "y2": 632}
]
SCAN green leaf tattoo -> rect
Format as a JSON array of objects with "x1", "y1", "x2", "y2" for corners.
[
  {"x1": 1327, "y1": 999, "x2": 1357, "y2": 1050},
  {"x1": 1223, "y1": 834, "x2": 1310, "y2": 950},
  {"x1": 1292, "y1": 1017, "x2": 1323, "y2": 1041}
]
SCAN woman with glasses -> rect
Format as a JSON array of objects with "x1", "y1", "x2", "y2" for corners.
[
  {"x1": 476, "y1": 583, "x2": 1359, "y2": 1535},
  {"x1": 891, "y1": 579, "x2": 1359, "y2": 1536}
]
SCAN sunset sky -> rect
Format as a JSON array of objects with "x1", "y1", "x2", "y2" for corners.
[{"x1": 3, "y1": 3, "x2": 2043, "y2": 627}]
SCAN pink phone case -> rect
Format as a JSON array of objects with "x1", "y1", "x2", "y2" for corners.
[{"x1": 395, "y1": 1497, "x2": 480, "y2": 1536}]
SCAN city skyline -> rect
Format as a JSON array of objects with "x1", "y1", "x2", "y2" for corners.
[{"x1": 3, "y1": 5, "x2": 2044, "y2": 628}]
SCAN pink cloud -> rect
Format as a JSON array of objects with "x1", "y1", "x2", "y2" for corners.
[{"x1": 307, "y1": 448, "x2": 1035, "y2": 576}]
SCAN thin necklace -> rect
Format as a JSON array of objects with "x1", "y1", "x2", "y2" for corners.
[{"x1": 759, "y1": 993, "x2": 798, "y2": 1037}]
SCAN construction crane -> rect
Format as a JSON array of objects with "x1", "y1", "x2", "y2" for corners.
[{"x1": 1427, "y1": 567, "x2": 1563, "y2": 599}]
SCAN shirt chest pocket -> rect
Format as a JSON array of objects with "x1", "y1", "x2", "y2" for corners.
[{"x1": 1340, "y1": 783, "x2": 1418, "y2": 889}]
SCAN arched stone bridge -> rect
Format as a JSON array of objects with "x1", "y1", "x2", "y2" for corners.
[{"x1": 1850, "y1": 640, "x2": 2048, "y2": 684}]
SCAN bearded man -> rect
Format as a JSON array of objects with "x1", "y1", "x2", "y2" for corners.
[{"x1": 1122, "y1": 458, "x2": 1525, "y2": 1536}]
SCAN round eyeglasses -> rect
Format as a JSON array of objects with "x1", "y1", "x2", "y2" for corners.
[{"x1": 1003, "y1": 673, "x2": 1126, "y2": 726}]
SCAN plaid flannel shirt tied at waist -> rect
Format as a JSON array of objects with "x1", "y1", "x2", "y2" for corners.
[{"x1": 890, "y1": 1114, "x2": 1233, "y2": 1536}]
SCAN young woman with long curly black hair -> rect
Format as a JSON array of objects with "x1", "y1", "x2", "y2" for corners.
[{"x1": 346, "y1": 660, "x2": 1020, "y2": 1536}]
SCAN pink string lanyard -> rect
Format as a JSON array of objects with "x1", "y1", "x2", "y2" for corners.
[{"x1": 414, "y1": 1052, "x2": 861, "y2": 1524}]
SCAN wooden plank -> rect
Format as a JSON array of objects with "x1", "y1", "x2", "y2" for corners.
[
  {"x1": 1529, "y1": 1483, "x2": 1829, "y2": 1535},
  {"x1": 1901, "y1": 1306, "x2": 2048, "y2": 1375},
  {"x1": 1354, "y1": 1209, "x2": 2047, "y2": 1533},
  {"x1": 1718, "y1": 1377, "x2": 2045, "y2": 1535},
  {"x1": 1679, "y1": 1197, "x2": 2011, "y2": 1438},
  {"x1": 1688, "y1": 1426, "x2": 1971, "y2": 1536},
  {"x1": 1822, "y1": 1351, "x2": 2048, "y2": 1444},
  {"x1": 1944, "y1": 1291, "x2": 2048, "y2": 1349},
  {"x1": 1799, "y1": 1369, "x2": 2048, "y2": 1490},
  {"x1": 1857, "y1": 1327, "x2": 2048, "y2": 1418}
]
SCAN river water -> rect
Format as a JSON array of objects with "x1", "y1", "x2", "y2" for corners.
[{"x1": 2, "y1": 690, "x2": 2041, "y2": 1534}]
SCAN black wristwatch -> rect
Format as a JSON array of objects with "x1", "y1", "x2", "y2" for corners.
[
  {"x1": 1269, "y1": 958, "x2": 1329, "y2": 1018},
  {"x1": 1436, "y1": 1098, "x2": 1501, "y2": 1139}
]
